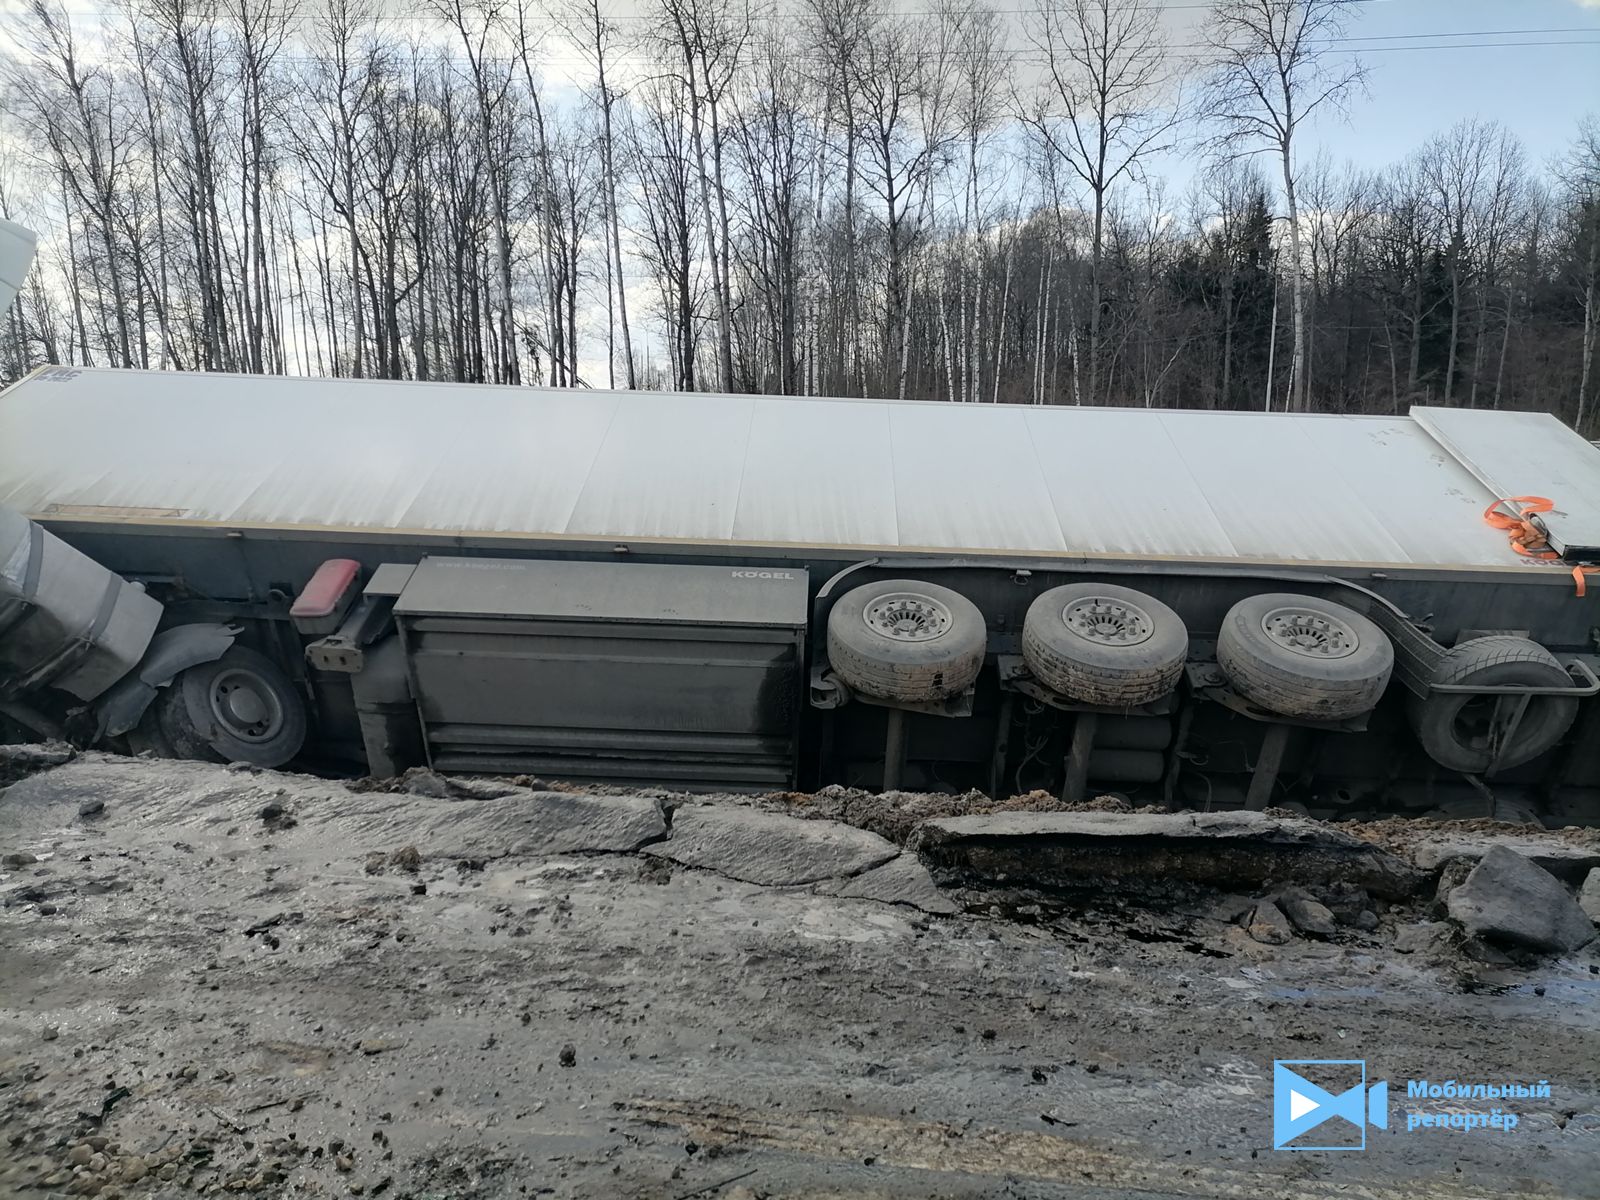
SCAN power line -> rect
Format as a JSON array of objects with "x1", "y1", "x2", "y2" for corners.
[
  {"x1": 14, "y1": 0, "x2": 1573, "y2": 22},
  {"x1": 5, "y1": 0, "x2": 1338, "y2": 15},
  {"x1": 1331, "y1": 25, "x2": 1600, "y2": 40},
  {"x1": 1332, "y1": 38, "x2": 1600, "y2": 50},
  {"x1": 11, "y1": 0, "x2": 1598, "y2": 65},
  {"x1": 255, "y1": 35, "x2": 1599, "y2": 66}
]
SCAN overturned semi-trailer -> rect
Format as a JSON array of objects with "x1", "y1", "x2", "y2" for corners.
[{"x1": 3, "y1": 364, "x2": 1600, "y2": 821}]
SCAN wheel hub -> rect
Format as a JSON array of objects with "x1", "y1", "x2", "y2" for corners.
[
  {"x1": 1260, "y1": 607, "x2": 1359, "y2": 659},
  {"x1": 1063, "y1": 596, "x2": 1155, "y2": 647},
  {"x1": 864, "y1": 593, "x2": 953, "y2": 642},
  {"x1": 208, "y1": 668, "x2": 285, "y2": 743}
]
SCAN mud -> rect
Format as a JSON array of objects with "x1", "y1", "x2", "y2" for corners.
[{"x1": 2, "y1": 753, "x2": 1598, "y2": 1199}]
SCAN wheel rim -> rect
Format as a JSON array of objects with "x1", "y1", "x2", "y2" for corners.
[
  {"x1": 1452, "y1": 696, "x2": 1497, "y2": 753},
  {"x1": 1260, "y1": 607, "x2": 1359, "y2": 659},
  {"x1": 1062, "y1": 596, "x2": 1155, "y2": 647},
  {"x1": 207, "y1": 667, "x2": 286, "y2": 744},
  {"x1": 863, "y1": 592, "x2": 953, "y2": 642}
]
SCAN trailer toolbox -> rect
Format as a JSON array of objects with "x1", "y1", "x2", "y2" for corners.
[{"x1": 389, "y1": 557, "x2": 808, "y2": 789}]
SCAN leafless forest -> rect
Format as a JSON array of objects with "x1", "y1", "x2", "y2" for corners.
[{"x1": 1, "y1": 0, "x2": 1597, "y2": 428}]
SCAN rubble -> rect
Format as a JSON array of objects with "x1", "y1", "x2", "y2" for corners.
[
  {"x1": 1274, "y1": 887, "x2": 1339, "y2": 936},
  {"x1": 388, "y1": 845, "x2": 422, "y2": 872},
  {"x1": 1394, "y1": 921, "x2": 1454, "y2": 955},
  {"x1": 0, "y1": 740, "x2": 75, "y2": 780},
  {"x1": 1246, "y1": 900, "x2": 1294, "y2": 944},
  {"x1": 1432, "y1": 857, "x2": 1477, "y2": 916},
  {"x1": 1581, "y1": 868, "x2": 1600, "y2": 925},
  {"x1": 1207, "y1": 893, "x2": 1255, "y2": 923},
  {"x1": 1445, "y1": 845, "x2": 1597, "y2": 954},
  {"x1": 1315, "y1": 880, "x2": 1375, "y2": 927}
]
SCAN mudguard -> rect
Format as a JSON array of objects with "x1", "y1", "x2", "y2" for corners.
[{"x1": 96, "y1": 623, "x2": 239, "y2": 738}]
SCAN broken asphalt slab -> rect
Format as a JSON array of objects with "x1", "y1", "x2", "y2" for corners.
[
  {"x1": 818, "y1": 850, "x2": 962, "y2": 915},
  {"x1": 644, "y1": 802, "x2": 899, "y2": 886},
  {"x1": 1401, "y1": 830, "x2": 1600, "y2": 884},
  {"x1": 911, "y1": 809, "x2": 1427, "y2": 900}
]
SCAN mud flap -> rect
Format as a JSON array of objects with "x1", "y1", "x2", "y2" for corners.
[{"x1": 95, "y1": 623, "x2": 239, "y2": 739}]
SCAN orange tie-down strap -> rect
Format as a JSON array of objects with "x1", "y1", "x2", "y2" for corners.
[{"x1": 1483, "y1": 496, "x2": 1600, "y2": 596}]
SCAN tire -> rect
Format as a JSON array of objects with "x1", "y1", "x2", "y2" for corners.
[
  {"x1": 1217, "y1": 592, "x2": 1393, "y2": 720},
  {"x1": 826, "y1": 579, "x2": 986, "y2": 703},
  {"x1": 1021, "y1": 583, "x2": 1187, "y2": 706},
  {"x1": 156, "y1": 645, "x2": 307, "y2": 768},
  {"x1": 1408, "y1": 636, "x2": 1577, "y2": 774}
]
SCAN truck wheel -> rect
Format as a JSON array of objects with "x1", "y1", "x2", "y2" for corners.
[
  {"x1": 1021, "y1": 583, "x2": 1187, "y2": 706},
  {"x1": 157, "y1": 646, "x2": 307, "y2": 768},
  {"x1": 1408, "y1": 636, "x2": 1577, "y2": 774},
  {"x1": 1217, "y1": 592, "x2": 1393, "y2": 720},
  {"x1": 826, "y1": 579, "x2": 986, "y2": 703}
]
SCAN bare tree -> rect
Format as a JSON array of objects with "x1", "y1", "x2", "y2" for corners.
[
  {"x1": 1189, "y1": 160, "x2": 1273, "y2": 410},
  {"x1": 1023, "y1": 0, "x2": 1178, "y2": 406},
  {"x1": 949, "y1": 0, "x2": 1006, "y2": 404},
  {"x1": 9, "y1": 0, "x2": 151, "y2": 367},
  {"x1": 1301, "y1": 154, "x2": 1371, "y2": 409},
  {"x1": 3, "y1": 0, "x2": 1595, "y2": 434},
  {"x1": 1415, "y1": 119, "x2": 1524, "y2": 405},
  {"x1": 554, "y1": 0, "x2": 636, "y2": 388},
  {"x1": 850, "y1": 12, "x2": 953, "y2": 397},
  {"x1": 1204, "y1": 0, "x2": 1364, "y2": 412},
  {"x1": 295, "y1": 0, "x2": 380, "y2": 377},
  {"x1": 654, "y1": 0, "x2": 750, "y2": 391},
  {"x1": 802, "y1": 0, "x2": 874, "y2": 395},
  {"x1": 731, "y1": 22, "x2": 816, "y2": 395},
  {"x1": 226, "y1": 0, "x2": 298, "y2": 373},
  {"x1": 1560, "y1": 114, "x2": 1600, "y2": 433},
  {"x1": 434, "y1": 0, "x2": 521, "y2": 384},
  {"x1": 508, "y1": 1, "x2": 564, "y2": 384},
  {"x1": 625, "y1": 75, "x2": 704, "y2": 390}
]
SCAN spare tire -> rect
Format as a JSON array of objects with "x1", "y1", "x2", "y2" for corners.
[
  {"x1": 1408, "y1": 636, "x2": 1578, "y2": 773},
  {"x1": 1021, "y1": 583, "x2": 1187, "y2": 706},
  {"x1": 826, "y1": 579, "x2": 986, "y2": 703},
  {"x1": 1217, "y1": 592, "x2": 1393, "y2": 720}
]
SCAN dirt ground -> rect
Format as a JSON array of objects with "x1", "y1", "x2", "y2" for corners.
[{"x1": 2, "y1": 752, "x2": 1598, "y2": 1200}]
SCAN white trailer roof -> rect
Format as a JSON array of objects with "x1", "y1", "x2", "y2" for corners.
[{"x1": 1, "y1": 366, "x2": 1595, "y2": 572}]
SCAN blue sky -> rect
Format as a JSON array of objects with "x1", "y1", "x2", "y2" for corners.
[{"x1": 1293, "y1": 0, "x2": 1600, "y2": 169}]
